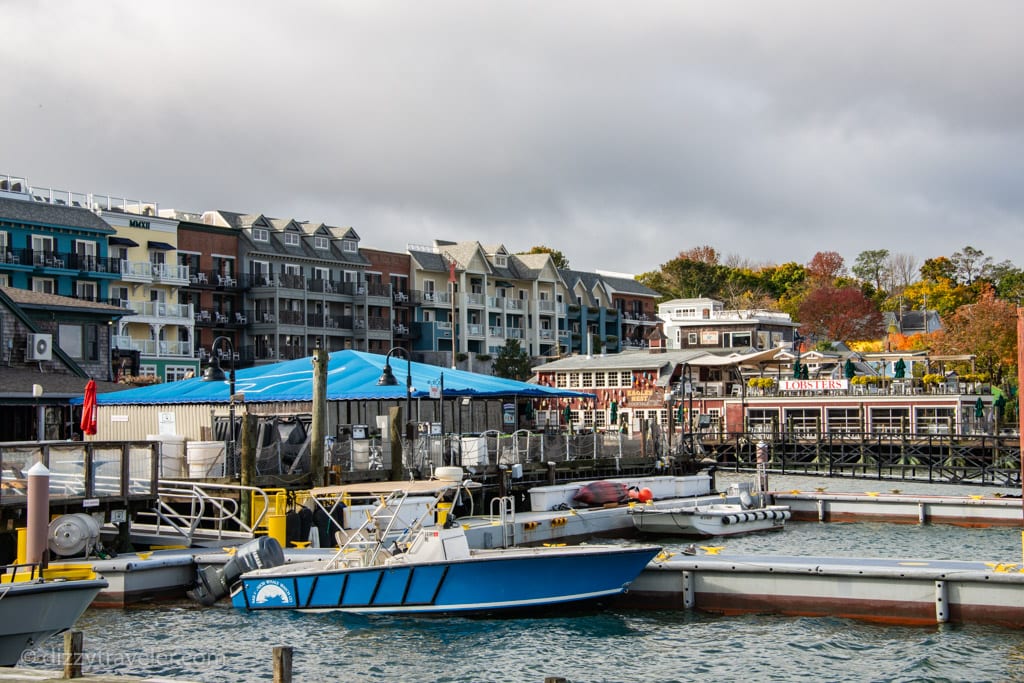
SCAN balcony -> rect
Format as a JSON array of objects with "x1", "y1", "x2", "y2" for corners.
[
  {"x1": 151, "y1": 263, "x2": 189, "y2": 286},
  {"x1": 120, "y1": 260, "x2": 153, "y2": 283},
  {"x1": 127, "y1": 301, "x2": 194, "y2": 320},
  {"x1": 465, "y1": 293, "x2": 485, "y2": 307},
  {"x1": 507, "y1": 327, "x2": 524, "y2": 339},
  {"x1": 465, "y1": 323, "x2": 484, "y2": 338},
  {"x1": 113, "y1": 337, "x2": 194, "y2": 358},
  {"x1": 488, "y1": 325, "x2": 504, "y2": 337},
  {"x1": 539, "y1": 329, "x2": 555, "y2": 341}
]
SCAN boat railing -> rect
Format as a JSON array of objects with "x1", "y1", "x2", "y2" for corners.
[
  {"x1": 134, "y1": 481, "x2": 272, "y2": 544},
  {"x1": 328, "y1": 489, "x2": 414, "y2": 568},
  {"x1": 489, "y1": 496, "x2": 515, "y2": 548},
  {"x1": 1, "y1": 562, "x2": 42, "y2": 583}
]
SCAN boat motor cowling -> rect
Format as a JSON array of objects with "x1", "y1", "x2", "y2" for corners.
[{"x1": 188, "y1": 536, "x2": 285, "y2": 606}]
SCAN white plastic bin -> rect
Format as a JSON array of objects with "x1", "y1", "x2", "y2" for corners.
[
  {"x1": 186, "y1": 441, "x2": 226, "y2": 478},
  {"x1": 147, "y1": 434, "x2": 187, "y2": 479},
  {"x1": 674, "y1": 475, "x2": 712, "y2": 498},
  {"x1": 460, "y1": 437, "x2": 488, "y2": 467}
]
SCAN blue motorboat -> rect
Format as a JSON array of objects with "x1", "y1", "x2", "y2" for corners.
[{"x1": 230, "y1": 478, "x2": 660, "y2": 615}]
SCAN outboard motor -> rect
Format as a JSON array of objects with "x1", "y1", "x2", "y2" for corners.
[{"x1": 188, "y1": 536, "x2": 285, "y2": 606}]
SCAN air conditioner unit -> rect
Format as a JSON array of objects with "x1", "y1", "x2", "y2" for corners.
[{"x1": 26, "y1": 333, "x2": 52, "y2": 361}]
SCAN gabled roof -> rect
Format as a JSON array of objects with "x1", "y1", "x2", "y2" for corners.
[
  {"x1": 88, "y1": 350, "x2": 591, "y2": 406},
  {"x1": 0, "y1": 196, "x2": 115, "y2": 233}
]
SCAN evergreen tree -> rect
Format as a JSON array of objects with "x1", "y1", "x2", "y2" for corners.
[{"x1": 493, "y1": 339, "x2": 532, "y2": 381}]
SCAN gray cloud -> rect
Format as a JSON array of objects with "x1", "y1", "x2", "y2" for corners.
[{"x1": 4, "y1": 1, "x2": 1022, "y2": 273}]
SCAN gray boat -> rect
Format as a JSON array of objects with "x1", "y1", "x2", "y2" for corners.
[{"x1": 0, "y1": 564, "x2": 107, "y2": 666}]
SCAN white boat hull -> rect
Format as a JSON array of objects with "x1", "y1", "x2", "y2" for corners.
[{"x1": 630, "y1": 504, "x2": 791, "y2": 538}]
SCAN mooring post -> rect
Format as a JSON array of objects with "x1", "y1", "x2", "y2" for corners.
[
  {"x1": 239, "y1": 412, "x2": 257, "y2": 527},
  {"x1": 63, "y1": 630, "x2": 83, "y2": 679},
  {"x1": 26, "y1": 461, "x2": 50, "y2": 568},
  {"x1": 310, "y1": 347, "x2": 328, "y2": 487},
  {"x1": 273, "y1": 645, "x2": 293, "y2": 683},
  {"x1": 389, "y1": 406, "x2": 404, "y2": 480}
]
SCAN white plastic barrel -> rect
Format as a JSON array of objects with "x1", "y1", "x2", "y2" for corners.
[
  {"x1": 186, "y1": 441, "x2": 227, "y2": 478},
  {"x1": 148, "y1": 434, "x2": 187, "y2": 479}
]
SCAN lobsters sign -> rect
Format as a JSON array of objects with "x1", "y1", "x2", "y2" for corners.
[{"x1": 779, "y1": 379, "x2": 848, "y2": 392}]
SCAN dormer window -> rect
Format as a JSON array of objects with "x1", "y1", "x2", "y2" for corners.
[
  {"x1": 494, "y1": 254, "x2": 507, "y2": 267},
  {"x1": 283, "y1": 233, "x2": 300, "y2": 247},
  {"x1": 314, "y1": 236, "x2": 329, "y2": 250},
  {"x1": 342, "y1": 240, "x2": 357, "y2": 253},
  {"x1": 253, "y1": 228, "x2": 269, "y2": 242}
]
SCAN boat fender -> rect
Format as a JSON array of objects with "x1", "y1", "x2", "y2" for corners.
[
  {"x1": 756, "y1": 511, "x2": 766, "y2": 521},
  {"x1": 721, "y1": 515, "x2": 733, "y2": 525},
  {"x1": 524, "y1": 521, "x2": 540, "y2": 531},
  {"x1": 551, "y1": 517, "x2": 567, "y2": 527}
]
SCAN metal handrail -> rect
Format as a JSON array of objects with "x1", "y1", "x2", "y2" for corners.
[{"x1": 136, "y1": 481, "x2": 272, "y2": 544}]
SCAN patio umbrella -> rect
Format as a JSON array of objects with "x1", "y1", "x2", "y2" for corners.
[
  {"x1": 974, "y1": 397, "x2": 985, "y2": 420},
  {"x1": 80, "y1": 379, "x2": 98, "y2": 436},
  {"x1": 800, "y1": 364, "x2": 809, "y2": 380},
  {"x1": 563, "y1": 405, "x2": 572, "y2": 427},
  {"x1": 609, "y1": 400, "x2": 618, "y2": 424},
  {"x1": 844, "y1": 358, "x2": 855, "y2": 380},
  {"x1": 894, "y1": 358, "x2": 907, "y2": 379},
  {"x1": 792, "y1": 358, "x2": 802, "y2": 379}
]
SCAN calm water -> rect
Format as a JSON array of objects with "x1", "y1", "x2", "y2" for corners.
[{"x1": 19, "y1": 474, "x2": 1024, "y2": 682}]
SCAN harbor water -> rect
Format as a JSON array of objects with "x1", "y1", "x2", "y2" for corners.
[{"x1": 18, "y1": 474, "x2": 1024, "y2": 682}]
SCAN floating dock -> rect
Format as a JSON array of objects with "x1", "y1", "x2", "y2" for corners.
[
  {"x1": 772, "y1": 490, "x2": 1024, "y2": 526},
  {"x1": 620, "y1": 552, "x2": 1024, "y2": 627}
]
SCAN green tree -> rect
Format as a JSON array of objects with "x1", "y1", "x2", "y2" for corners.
[
  {"x1": 852, "y1": 249, "x2": 890, "y2": 293},
  {"x1": 519, "y1": 246, "x2": 569, "y2": 269},
  {"x1": 492, "y1": 339, "x2": 532, "y2": 381},
  {"x1": 920, "y1": 256, "x2": 957, "y2": 283},
  {"x1": 950, "y1": 245, "x2": 992, "y2": 285}
]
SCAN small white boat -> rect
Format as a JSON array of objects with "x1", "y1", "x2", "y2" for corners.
[
  {"x1": 628, "y1": 503, "x2": 791, "y2": 538},
  {"x1": 0, "y1": 564, "x2": 107, "y2": 666}
]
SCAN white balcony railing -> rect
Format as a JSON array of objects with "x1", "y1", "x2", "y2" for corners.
[
  {"x1": 126, "y1": 301, "x2": 194, "y2": 320},
  {"x1": 152, "y1": 263, "x2": 189, "y2": 285},
  {"x1": 112, "y1": 337, "x2": 194, "y2": 357},
  {"x1": 121, "y1": 260, "x2": 153, "y2": 282}
]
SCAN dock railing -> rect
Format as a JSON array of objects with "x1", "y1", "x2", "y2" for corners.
[{"x1": 133, "y1": 480, "x2": 271, "y2": 544}]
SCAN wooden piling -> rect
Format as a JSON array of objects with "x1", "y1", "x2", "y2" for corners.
[
  {"x1": 63, "y1": 630, "x2": 83, "y2": 679},
  {"x1": 310, "y1": 347, "x2": 328, "y2": 487},
  {"x1": 239, "y1": 412, "x2": 257, "y2": 527},
  {"x1": 273, "y1": 645, "x2": 293, "y2": 683}
]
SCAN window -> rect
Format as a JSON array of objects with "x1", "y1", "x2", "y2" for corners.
[
  {"x1": 342, "y1": 240, "x2": 357, "y2": 253},
  {"x1": 594, "y1": 371, "x2": 606, "y2": 388},
  {"x1": 252, "y1": 228, "x2": 269, "y2": 242},
  {"x1": 32, "y1": 278, "x2": 55, "y2": 294},
  {"x1": 827, "y1": 408, "x2": 861, "y2": 434},
  {"x1": 165, "y1": 366, "x2": 194, "y2": 382},
  {"x1": 729, "y1": 332, "x2": 752, "y2": 348},
  {"x1": 0, "y1": 231, "x2": 7, "y2": 250},
  {"x1": 314, "y1": 236, "x2": 329, "y2": 250},
  {"x1": 581, "y1": 372, "x2": 593, "y2": 388},
  {"x1": 747, "y1": 408, "x2": 779, "y2": 435},
  {"x1": 75, "y1": 281, "x2": 97, "y2": 300},
  {"x1": 556, "y1": 373, "x2": 567, "y2": 388},
  {"x1": 313, "y1": 266, "x2": 330, "y2": 281},
  {"x1": 568, "y1": 372, "x2": 580, "y2": 388},
  {"x1": 283, "y1": 233, "x2": 300, "y2": 246},
  {"x1": 869, "y1": 407, "x2": 910, "y2": 434},
  {"x1": 915, "y1": 407, "x2": 955, "y2": 435},
  {"x1": 494, "y1": 254, "x2": 507, "y2": 267},
  {"x1": 73, "y1": 239, "x2": 97, "y2": 257},
  {"x1": 784, "y1": 408, "x2": 821, "y2": 436},
  {"x1": 619, "y1": 371, "x2": 632, "y2": 387},
  {"x1": 687, "y1": 332, "x2": 698, "y2": 345},
  {"x1": 58, "y1": 324, "x2": 83, "y2": 359},
  {"x1": 0, "y1": 274, "x2": 7, "y2": 286},
  {"x1": 111, "y1": 286, "x2": 129, "y2": 306},
  {"x1": 284, "y1": 263, "x2": 302, "y2": 276}
]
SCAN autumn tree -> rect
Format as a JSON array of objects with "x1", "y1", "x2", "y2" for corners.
[
  {"x1": 637, "y1": 253, "x2": 728, "y2": 300},
  {"x1": 520, "y1": 246, "x2": 569, "y2": 269},
  {"x1": 931, "y1": 285, "x2": 1017, "y2": 384},
  {"x1": 920, "y1": 256, "x2": 957, "y2": 283},
  {"x1": 807, "y1": 251, "x2": 846, "y2": 283},
  {"x1": 900, "y1": 277, "x2": 976, "y2": 318},
  {"x1": 796, "y1": 285, "x2": 885, "y2": 342}
]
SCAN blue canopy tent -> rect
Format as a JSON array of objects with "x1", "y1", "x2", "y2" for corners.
[{"x1": 88, "y1": 350, "x2": 592, "y2": 406}]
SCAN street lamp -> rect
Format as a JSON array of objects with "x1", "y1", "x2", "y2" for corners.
[
  {"x1": 378, "y1": 347, "x2": 413, "y2": 440},
  {"x1": 203, "y1": 336, "x2": 236, "y2": 474},
  {"x1": 681, "y1": 363, "x2": 695, "y2": 456}
]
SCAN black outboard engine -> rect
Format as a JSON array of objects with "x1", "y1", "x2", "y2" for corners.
[{"x1": 188, "y1": 536, "x2": 285, "y2": 606}]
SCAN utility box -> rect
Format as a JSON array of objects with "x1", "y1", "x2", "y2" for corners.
[{"x1": 352, "y1": 424, "x2": 368, "y2": 440}]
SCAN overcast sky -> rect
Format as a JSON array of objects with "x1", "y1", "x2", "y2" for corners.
[{"x1": 4, "y1": 1, "x2": 1022, "y2": 275}]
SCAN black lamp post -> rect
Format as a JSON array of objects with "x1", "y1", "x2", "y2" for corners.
[
  {"x1": 378, "y1": 347, "x2": 413, "y2": 440},
  {"x1": 681, "y1": 362, "x2": 695, "y2": 456},
  {"x1": 203, "y1": 336, "x2": 236, "y2": 473}
]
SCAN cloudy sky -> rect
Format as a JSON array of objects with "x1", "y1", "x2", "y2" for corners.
[{"x1": 4, "y1": 2, "x2": 1022, "y2": 275}]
